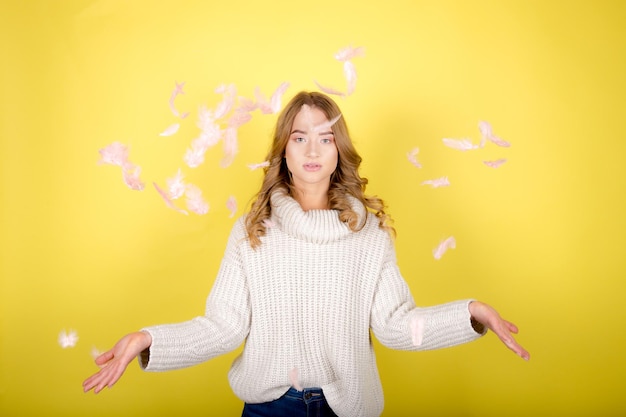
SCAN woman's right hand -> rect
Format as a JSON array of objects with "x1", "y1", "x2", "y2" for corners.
[{"x1": 82, "y1": 331, "x2": 152, "y2": 394}]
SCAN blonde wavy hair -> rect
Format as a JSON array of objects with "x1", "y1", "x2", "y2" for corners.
[{"x1": 245, "y1": 91, "x2": 395, "y2": 248}]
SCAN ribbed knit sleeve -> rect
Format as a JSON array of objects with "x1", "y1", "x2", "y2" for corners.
[
  {"x1": 140, "y1": 219, "x2": 251, "y2": 372},
  {"x1": 370, "y1": 236, "x2": 483, "y2": 351}
]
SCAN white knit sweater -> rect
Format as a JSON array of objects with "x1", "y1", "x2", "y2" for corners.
[{"x1": 141, "y1": 191, "x2": 483, "y2": 417}]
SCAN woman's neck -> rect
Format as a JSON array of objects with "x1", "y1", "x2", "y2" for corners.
[{"x1": 291, "y1": 188, "x2": 329, "y2": 211}]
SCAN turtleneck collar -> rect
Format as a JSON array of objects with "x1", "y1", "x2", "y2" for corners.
[{"x1": 270, "y1": 189, "x2": 366, "y2": 244}]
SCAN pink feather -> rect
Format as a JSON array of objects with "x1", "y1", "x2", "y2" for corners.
[
  {"x1": 255, "y1": 82, "x2": 289, "y2": 114},
  {"x1": 58, "y1": 329, "x2": 79, "y2": 348},
  {"x1": 313, "y1": 114, "x2": 342, "y2": 133},
  {"x1": 442, "y1": 137, "x2": 480, "y2": 151},
  {"x1": 228, "y1": 109, "x2": 253, "y2": 128},
  {"x1": 483, "y1": 158, "x2": 507, "y2": 168},
  {"x1": 334, "y1": 45, "x2": 365, "y2": 62},
  {"x1": 478, "y1": 121, "x2": 510, "y2": 147},
  {"x1": 343, "y1": 61, "x2": 357, "y2": 96},
  {"x1": 237, "y1": 96, "x2": 258, "y2": 112},
  {"x1": 166, "y1": 169, "x2": 186, "y2": 199},
  {"x1": 433, "y1": 236, "x2": 456, "y2": 260},
  {"x1": 247, "y1": 161, "x2": 270, "y2": 170},
  {"x1": 220, "y1": 127, "x2": 238, "y2": 168},
  {"x1": 214, "y1": 84, "x2": 237, "y2": 119},
  {"x1": 314, "y1": 80, "x2": 346, "y2": 98},
  {"x1": 410, "y1": 315, "x2": 425, "y2": 346},
  {"x1": 168, "y1": 81, "x2": 188, "y2": 119},
  {"x1": 407, "y1": 147, "x2": 422, "y2": 168},
  {"x1": 122, "y1": 164, "x2": 145, "y2": 191},
  {"x1": 98, "y1": 142, "x2": 129, "y2": 166},
  {"x1": 153, "y1": 182, "x2": 188, "y2": 215},
  {"x1": 185, "y1": 184, "x2": 209, "y2": 215},
  {"x1": 269, "y1": 82, "x2": 290, "y2": 114},
  {"x1": 226, "y1": 195, "x2": 237, "y2": 218},
  {"x1": 159, "y1": 123, "x2": 180, "y2": 137},
  {"x1": 421, "y1": 177, "x2": 450, "y2": 188},
  {"x1": 184, "y1": 146, "x2": 206, "y2": 168}
]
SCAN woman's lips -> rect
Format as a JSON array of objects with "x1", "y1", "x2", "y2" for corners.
[{"x1": 303, "y1": 163, "x2": 321, "y2": 172}]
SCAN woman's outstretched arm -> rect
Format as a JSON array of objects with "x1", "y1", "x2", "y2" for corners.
[
  {"x1": 82, "y1": 331, "x2": 152, "y2": 394},
  {"x1": 469, "y1": 301, "x2": 530, "y2": 361}
]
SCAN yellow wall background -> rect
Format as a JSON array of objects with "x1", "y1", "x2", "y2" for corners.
[{"x1": 1, "y1": 1, "x2": 625, "y2": 416}]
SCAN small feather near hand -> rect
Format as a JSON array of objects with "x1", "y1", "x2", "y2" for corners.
[{"x1": 58, "y1": 329, "x2": 79, "y2": 348}]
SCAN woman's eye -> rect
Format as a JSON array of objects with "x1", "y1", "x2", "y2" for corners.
[{"x1": 321, "y1": 138, "x2": 333, "y2": 144}]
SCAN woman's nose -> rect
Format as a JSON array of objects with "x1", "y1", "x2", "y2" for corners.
[{"x1": 306, "y1": 141, "x2": 319, "y2": 157}]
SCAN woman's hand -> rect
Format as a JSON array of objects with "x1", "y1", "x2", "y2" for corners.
[
  {"x1": 469, "y1": 301, "x2": 530, "y2": 361},
  {"x1": 82, "y1": 331, "x2": 152, "y2": 394}
]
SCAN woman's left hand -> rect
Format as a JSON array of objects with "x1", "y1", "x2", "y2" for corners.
[{"x1": 469, "y1": 301, "x2": 530, "y2": 361}]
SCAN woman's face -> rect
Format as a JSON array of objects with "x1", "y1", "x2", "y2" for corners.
[{"x1": 284, "y1": 104, "x2": 338, "y2": 194}]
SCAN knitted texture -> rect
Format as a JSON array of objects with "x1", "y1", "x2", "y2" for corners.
[{"x1": 141, "y1": 190, "x2": 482, "y2": 417}]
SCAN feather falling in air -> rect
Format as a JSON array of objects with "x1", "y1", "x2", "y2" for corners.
[
  {"x1": 166, "y1": 169, "x2": 186, "y2": 199},
  {"x1": 312, "y1": 114, "x2": 342, "y2": 133},
  {"x1": 478, "y1": 121, "x2": 510, "y2": 147},
  {"x1": 122, "y1": 164, "x2": 145, "y2": 191},
  {"x1": 159, "y1": 123, "x2": 180, "y2": 137},
  {"x1": 407, "y1": 147, "x2": 422, "y2": 168},
  {"x1": 421, "y1": 177, "x2": 450, "y2": 188},
  {"x1": 442, "y1": 137, "x2": 481, "y2": 151},
  {"x1": 98, "y1": 142, "x2": 129, "y2": 166},
  {"x1": 99, "y1": 142, "x2": 145, "y2": 190},
  {"x1": 255, "y1": 82, "x2": 290, "y2": 114},
  {"x1": 226, "y1": 195, "x2": 237, "y2": 218},
  {"x1": 410, "y1": 315, "x2": 425, "y2": 346},
  {"x1": 433, "y1": 236, "x2": 456, "y2": 260},
  {"x1": 185, "y1": 184, "x2": 209, "y2": 215},
  {"x1": 315, "y1": 45, "x2": 364, "y2": 97},
  {"x1": 169, "y1": 81, "x2": 189, "y2": 119},
  {"x1": 248, "y1": 161, "x2": 270, "y2": 170},
  {"x1": 153, "y1": 182, "x2": 188, "y2": 215},
  {"x1": 483, "y1": 158, "x2": 507, "y2": 168},
  {"x1": 58, "y1": 329, "x2": 79, "y2": 348},
  {"x1": 213, "y1": 83, "x2": 237, "y2": 119}
]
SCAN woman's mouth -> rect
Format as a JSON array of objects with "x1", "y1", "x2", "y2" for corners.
[{"x1": 303, "y1": 163, "x2": 321, "y2": 172}]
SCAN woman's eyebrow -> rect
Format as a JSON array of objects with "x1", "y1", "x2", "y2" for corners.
[{"x1": 290, "y1": 129, "x2": 307, "y2": 135}]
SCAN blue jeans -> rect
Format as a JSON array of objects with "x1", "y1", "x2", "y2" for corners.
[{"x1": 241, "y1": 387, "x2": 338, "y2": 417}]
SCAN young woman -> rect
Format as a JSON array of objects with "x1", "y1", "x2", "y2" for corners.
[{"x1": 83, "y1": 91, "x2": 530, "y2": 417}]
